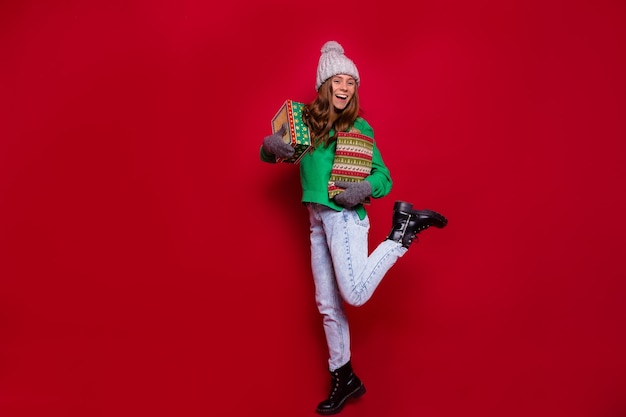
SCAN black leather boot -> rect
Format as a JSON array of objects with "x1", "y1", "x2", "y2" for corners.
[
  {"x1": 388, "y1": 201, "x2": 448, "y2": 248},
  {"x1": 316, "y1": 361, "x2": 366, "y2": 415}
]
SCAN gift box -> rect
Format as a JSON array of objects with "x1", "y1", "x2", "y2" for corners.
[
  {"x1": 328, "y1": 132, "x2": 374, "y2": 204},
  {"x1": 270, "y1": 100, "x2": 312, "y2": 164}
]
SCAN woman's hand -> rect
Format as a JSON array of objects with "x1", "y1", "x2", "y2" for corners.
[
  {"x1": 262, "y1": 123, "x2": 295, "y2": 159},
  {"x1": 332, "y1": 180, "x2": 372, "y2": 208}
]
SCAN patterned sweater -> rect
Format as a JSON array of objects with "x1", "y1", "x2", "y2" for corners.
[{"x1": 260, "y1": 117, "x2": 392, "y2": 219}]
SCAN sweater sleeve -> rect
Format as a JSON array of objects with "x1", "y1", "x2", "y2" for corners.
[
  {"x1": 367, "y1": 143, "x2": 392, "y2": 199},
  {"x1": 353, "y1": 118, "x2": 392, "y2": 199}
]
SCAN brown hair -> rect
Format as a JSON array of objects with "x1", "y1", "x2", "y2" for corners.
[{"x1": 302, "y1": 79, "x2": 360, "y2": 148}]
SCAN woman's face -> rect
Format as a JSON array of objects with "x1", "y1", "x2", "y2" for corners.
[{"x1": 330, "y1": 74, "x2": 356, "y2": 110}]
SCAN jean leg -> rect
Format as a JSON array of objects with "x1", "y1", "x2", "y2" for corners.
[
  {"x1": 323, "y1": 208, "x2": 408, "y2": 307},
  {"x1": 308, "y1": 204, "x2": 351, "y2": 371}
]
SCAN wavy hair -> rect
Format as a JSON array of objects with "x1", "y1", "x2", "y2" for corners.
[{"x1": 302, "y1": 79, "x2": 360, "y2": 148}]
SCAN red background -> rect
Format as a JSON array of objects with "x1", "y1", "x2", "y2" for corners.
[{"x1": 2, "y1": 1, "x2": 625, "y2": 416}]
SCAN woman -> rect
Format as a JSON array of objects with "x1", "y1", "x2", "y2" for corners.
[{"x1": 259, "y1": 40, "x2": 447, "y2": 415}]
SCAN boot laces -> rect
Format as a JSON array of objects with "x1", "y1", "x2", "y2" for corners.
[
  {"x1": 402, "y1": 214, "x2": 432, "y2": 246},
  {"x1": 328, "y1": 372, "x2": 340, "y2": 400},
  {"x1": 403, "y1": 213, "x2": 428, "y2": 235}
]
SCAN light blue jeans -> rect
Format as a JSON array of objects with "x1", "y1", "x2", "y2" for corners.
[{"x1": 306, "y1": 203, "x2": 408, "y2": 371}]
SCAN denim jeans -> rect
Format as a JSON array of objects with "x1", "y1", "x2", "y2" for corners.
[{"x1": 306, "y1": 203, "x2": 408, "y2": 371}]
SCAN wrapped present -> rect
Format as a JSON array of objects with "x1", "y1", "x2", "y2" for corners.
[
  {"x1": 328, "y1": 132, "x2": 374, "y2": 204},
  {"x1": 271, "y1": 100, "x2": 312, "y2": 164}
]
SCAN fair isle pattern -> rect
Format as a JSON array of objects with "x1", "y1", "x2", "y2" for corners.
[{"x1": 328, "y1": 132, "x2": 374, "y2": 203}]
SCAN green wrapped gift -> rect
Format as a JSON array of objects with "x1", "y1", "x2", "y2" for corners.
[{"x1": 271, "y1": 100, "x2": 312, "y2": 164}]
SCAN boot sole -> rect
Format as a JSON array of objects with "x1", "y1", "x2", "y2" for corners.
[
  {"x1": 415, "y1": 209, "x2": 448, "y2": 228},
  {"x1": 315, "y1": 383, "x2": 366, "y2": 415}
]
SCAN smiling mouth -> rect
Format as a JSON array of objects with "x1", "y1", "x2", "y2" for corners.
[{"x1": 336, "y1": 94, "x2": 348, "y2": 100}]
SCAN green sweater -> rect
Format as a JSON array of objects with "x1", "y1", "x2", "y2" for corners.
[{"x1": 260, "y1": 117, "x2": 392, "y2": 219}]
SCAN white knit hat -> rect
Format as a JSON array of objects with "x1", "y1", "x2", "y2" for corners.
[{"x1": 315, "y1": 40, "x2": 360, "y2": 91}]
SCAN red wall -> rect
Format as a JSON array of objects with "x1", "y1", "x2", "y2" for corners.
[{"x1": 1, "y1": 1, "x2": 625, "y2": 416}]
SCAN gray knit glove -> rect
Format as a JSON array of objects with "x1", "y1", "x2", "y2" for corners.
[
  {"x1": 262, "y1": 123, "x2": 295, "y2": 159},
  {"x1": 332, "y1": 180, "x2": 372, "y2": 208}
]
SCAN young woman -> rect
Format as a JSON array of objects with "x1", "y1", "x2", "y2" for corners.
[{"x1": 259, "y1": 40, "x2": 448, "y2": 415}]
